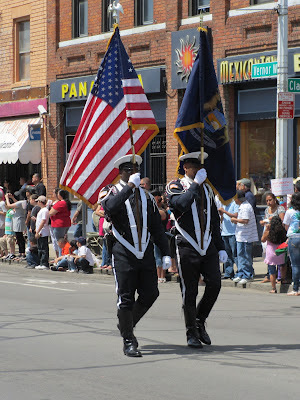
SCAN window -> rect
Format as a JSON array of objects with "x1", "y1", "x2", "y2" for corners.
[
  {"x1": 102, "y1": 0, "x2": 114, "y2": 32},
  {"x1": 250, "y1": 0, "x2": 273, "y2": 4},
  {"x1": 189, "y1": 0, "x2": 210, "y2": 16},
  {"x1": 73, "y1": 0, "x2": 88, "y2": 38},
  {"x1": 16, "y1": 20, "x2": 30, "y2": 81},
  {"x1": 240, "y1": 119, "x2": 276, "y2": 205},
  {"x1": 135, "y1": 0, "x2": 153, "y2": 26}
]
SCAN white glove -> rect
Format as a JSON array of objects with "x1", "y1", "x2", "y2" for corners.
[
  {"x1": 219, "y1": 250, "x2": 228, "y2": 264},
  {"x1": 162, "y1": 256, "x2": 172, "y2": 270},
  {"x1": 128, "y1": 173, "x2": 140, "y2": 188},
  {"x1": 194, "y1": 168, "x2": 207, "y2": 185}
]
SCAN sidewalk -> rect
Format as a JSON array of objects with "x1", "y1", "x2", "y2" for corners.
[{"x1": 1, "y1": 249, "x2": 292, "y2": 294}]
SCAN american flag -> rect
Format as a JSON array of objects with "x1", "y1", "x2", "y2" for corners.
[{"x1": 60, "y1": 26, "x2": 159, "y2": 206}]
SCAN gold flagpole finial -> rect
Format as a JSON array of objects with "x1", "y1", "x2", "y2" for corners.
[{"x1": 198, "y1": 10, "x2": 207, "y2": 32}]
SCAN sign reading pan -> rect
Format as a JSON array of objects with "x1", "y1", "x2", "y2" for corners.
[{"x1": 50, "y1": 67, "x2": 164, "y2": 103}]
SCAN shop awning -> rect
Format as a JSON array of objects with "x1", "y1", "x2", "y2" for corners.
[{"x1": 0, "y1": 118, "x2": 41, "y2": 164}]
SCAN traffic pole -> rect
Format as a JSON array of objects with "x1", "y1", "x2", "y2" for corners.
[{"x1": 275, "y1": 0, "x2": 288, "y2": 179}]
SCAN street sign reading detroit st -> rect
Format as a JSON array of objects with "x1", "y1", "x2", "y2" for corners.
[{"x1": 251, "y1": 62, "x2": 277, "y2": 79}]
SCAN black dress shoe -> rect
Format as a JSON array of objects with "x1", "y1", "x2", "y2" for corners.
[
  {"x1": 117, "y1": 323, "x2": 139, "y2": 347},
  {"x1": 196, "y1": 320, "x2": 211, "y2": 345},
  {"x1": 187, "y1": 335, "x2": 203, "y2": 348},
  {"x1": 123, "y1": 339, "x2": 142, "y2": 357}
]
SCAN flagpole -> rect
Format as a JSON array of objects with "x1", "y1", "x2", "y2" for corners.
[
  {"x1": 129, "y1": 123, "x2": 142, "y2": 252},
  {"x1": 199, "y1": 16, "x2": 206, "y2": 250},
  {"x1": 200, "y1": 128, "x2": 205, "y2": 249}
]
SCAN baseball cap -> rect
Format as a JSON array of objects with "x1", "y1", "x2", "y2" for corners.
[
  {"x1": 76, "y1": 236, "x2": 86, "y2": 245},
  {"x1": 36, "y1": 195, "x2": 47, "y2": 203}
]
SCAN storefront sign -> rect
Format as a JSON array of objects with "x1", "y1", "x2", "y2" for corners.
[
  {"x1": 50, "y1": 67, "x2": 164, "y2": 103},
  {"x1": 171, "y1": 29, "x2": 200, "y2": 90},
  {"x1": 218, "y1": 48, "x2": 300, "y2": 84},
  {"x1": 278, "y1": 92, "x2": 295, "y2": 119},
  {"x1": 288, "y1": 78, "x2": 300, "y2": 93},
  {"x1": 251, "y1": 62, "x2": 277, "y2": 79},
  {"x1": 271, "y1": 178, "x2": 294, "y2": 196},
  {"x1": 28, "y1": 124, "x2": 41, "y2": 141}
]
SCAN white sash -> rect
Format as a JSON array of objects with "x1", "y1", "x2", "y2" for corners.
[
  {"x1": 175, "y1": 180, "x2": 212, "y2": 256},
  {"x1": 113, "y1": 184, "x2": 150, "y2": 259}
]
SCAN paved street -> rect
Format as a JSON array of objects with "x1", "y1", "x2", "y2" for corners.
[{"x1": 0, "y1": 263, "x2": 299, "y2": 400}]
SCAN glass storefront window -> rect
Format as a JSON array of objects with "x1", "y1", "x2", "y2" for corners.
[{"x1": 240, "y1": 119, "x2": 276, "y2": 205}]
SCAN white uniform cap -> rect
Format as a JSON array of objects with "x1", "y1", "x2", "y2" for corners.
[
  {"x1": 179, "y1": 151, "x2": 208, "y2": 163},
  {"x1": 114, "y1": 154, "x2": 143, "y2": 169}
]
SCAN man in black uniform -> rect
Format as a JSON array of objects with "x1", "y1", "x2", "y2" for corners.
[
  {"x1": 166, "y1": 152, "x2": 228, "y2": 348},
  {"x1": 99, "y1": 155, "x2": 171, "y2": 357}
]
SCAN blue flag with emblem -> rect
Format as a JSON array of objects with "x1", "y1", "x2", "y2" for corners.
[{"x1": 174, "y1": 28, "x2": 236, "y2": 204}]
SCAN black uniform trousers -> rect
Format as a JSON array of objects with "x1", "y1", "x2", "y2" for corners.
[
  {"x1": 176, "y1": 239, "x2": 221, "y2": 323},
  {"x1": 112, "y1": 241, "x2": 159, "y2": 310}
]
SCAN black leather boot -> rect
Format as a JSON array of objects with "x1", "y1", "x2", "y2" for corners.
[
  {"x1": 196, "y1": 318, "x2": 211, "y2": 345},
  {"x1": 132, "y1": 301, "x2": 150, "y2": 327},
  {"x1": 183, "y1": 306, "x2": 203, "y2": 349},
  {"x1": 117, "y1": 309, "x2": 142, "y2": 357}
]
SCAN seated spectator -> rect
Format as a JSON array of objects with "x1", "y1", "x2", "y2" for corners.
[
  {"x1": 0, "y1": 207, "x2": 15, "y2": 259},
  {"x1": 51, "y1": 237, "x2": 71, "y2": 271},
  {"x1": 35, "y1": 196, "x2": 50, "y2": 270},
  {"x1": 231, "y1": 190, "x2": 259, "y2": 285},
  {"x1": 74, "y1": 236, "x2": 94, "y2": 274},
  {"x1": 66, "y1": 240, "x2": 78, "y2": 272},
  {"x1": 4, "y1": 192, "x2": 26, "y2": 260},
  {"x1": 261, "y1": 216, "x2": 287, "y2": 293},
  {"x1": 25, "y1": 237, "x2": 39, "y2": 269}
]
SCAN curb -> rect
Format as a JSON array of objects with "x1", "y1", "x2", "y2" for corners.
[{"x1": 1, "y1": 259, "x2": 293, "y2": 294}]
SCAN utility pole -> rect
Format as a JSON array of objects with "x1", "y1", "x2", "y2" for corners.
[{"x1": 275, "y1": 0, "x2": 288, "y2": 179}]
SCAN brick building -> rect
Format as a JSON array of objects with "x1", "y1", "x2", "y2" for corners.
[
  {"x1": 41, "y1": 1, "x2": 300, "y2": 202},
  {"x1": 0, "y1": 0, "x2": 48, "y2": 192}
]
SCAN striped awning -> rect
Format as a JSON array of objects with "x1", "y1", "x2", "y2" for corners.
[{"x1": 0, "y1": 118, "x2": 41, "y2": 164}]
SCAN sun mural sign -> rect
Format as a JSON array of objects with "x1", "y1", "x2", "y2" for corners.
[
  {"x1": 171, "y1": 29, "x2": 200, "y2": 90},
  {"x1": 175, "y1": 35, "x2": 199, "y2": 82}
]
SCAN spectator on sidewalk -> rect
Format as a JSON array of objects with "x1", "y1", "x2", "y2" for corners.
[
  {"x1": 260, "y1": 192, "x2": 286, "y2": 283},
  {"x1": 95, "y1": 203, "x2": 112, "y2": 270},
  {"x1": 231, "y1": 190, "x2": 258, "y2": 285},
  {"x1": 74, "y1": 236, "x2": 94, "y2": 274},
  {"x1": 0, "y1": 190, "x2": 6, "y2": 238},
  {"x1": 4, "y1": 192, "x2": 26, "y2": 260},
  {"x1": 261, "y1": 216, "x2": 287, "y2": 294},
  {"x1": 151, "y1": 189, "x2": 168, "y2": 283},
  {"x1": 239, "y1": 178, "x2": 257, "y2": 213},
  {"x1": 49, "y1": 189, "x2": 71, "y2": 256},
  {"x1": 284, "y1": 192, "x2": 300, "y2": 296},
  {"x1": 32, "y1": 173, "x2": 46, "y2": 196},
  {"x1": 140, "y1": 177, "x2": 151, "y2": 191},
  {"x1": 35, "y1": 196, "x2": 50, "y2": 270},
  {"x1": 0, "y1": 206, "x2": 15, "y2": 260},
  {"x1": 217, "y1": 198, "x2": 239, "y2": 279},
  {"x1": 25, "y1": 237, "x2": 39, "y2": 269},
  {"x1": 71, "y1": 199, "x2": 84, "y2": 239},
  {"x1": 29, "y1": 194, "x2": 40, "y2": 238}
]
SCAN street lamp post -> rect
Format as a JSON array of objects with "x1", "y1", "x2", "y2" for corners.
[{"x1": 275, "y1": 0, "x2": 288, "y2": 179}]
